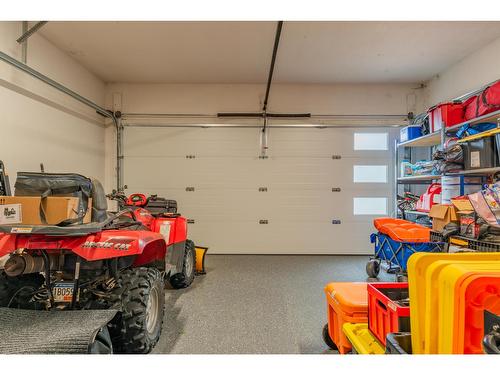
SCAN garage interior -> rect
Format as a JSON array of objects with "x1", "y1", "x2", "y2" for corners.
[{"x1": 0, "y1": 20, "x2": 499, "y2": 355}]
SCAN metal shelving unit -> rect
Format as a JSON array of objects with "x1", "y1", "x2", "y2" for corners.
[
  {"x1": 395, "y1": 107, "x2": 500, "y2": 222},
  {"x1": 446, "y1": 167, "x2": 500, "y2": 176},
  {"x1": 404, "y1": 210, "x2": 429, "y2": 216},
  {"x1": 397, "y1": 131, "x2": 441, "y2": 148},
  {"x1": 397, "y1": 175, "x2": 441, "y2": 183}
]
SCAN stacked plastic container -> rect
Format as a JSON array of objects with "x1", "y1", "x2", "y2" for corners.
[
  {"x1": 323, "y1": 282, "x2": 369, "y2": 354},
  {"x1": 324, "y1": 281, "x2": 413, "y2": 354},
  {"x1": 407, "y1": 252, "x2": 500, "y2": 354},
  {"x1": 367, "y1": 283, "x2": 411, "y2": 346}
]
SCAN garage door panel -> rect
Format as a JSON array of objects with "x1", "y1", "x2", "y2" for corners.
[
  {"x1": 122, "y1": 185, "x2": 390, "y2": 221},
  {"x1": 123, "y1": 126, "x2": 395, "y2": 254},
  {"x1": 188, "y1": 220, "x2": 374, "y2": 254},
  {"x1": 269, "y1": 128, "x2": 393, "y2": 158},
  {"x1": 125, "y1": 156, "x2": 392, "y2": 188}
]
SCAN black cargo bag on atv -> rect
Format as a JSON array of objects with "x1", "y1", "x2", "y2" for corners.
[
  {"x1": 14, "y1": 172, "x2": 93, "y2": 225},
  {"x1": 145, "y1": 195, "x2": 177, "y2": 216}
]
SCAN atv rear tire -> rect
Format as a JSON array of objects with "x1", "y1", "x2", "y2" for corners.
[
  {"x1": 0, "y1": 271, "x2": 44, "y2": 308},
  {"x1": 169, "y1": 240, "x2": 196, "y2": 289},
  {"x1": 108, "y1": 267, "x2": 165, "y2": 354}
]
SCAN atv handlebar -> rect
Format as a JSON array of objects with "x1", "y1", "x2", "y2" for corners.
[{"x1": 106, "y1": 188, "x2": 128, "y2": 210}]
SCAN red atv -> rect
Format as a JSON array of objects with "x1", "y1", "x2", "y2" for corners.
[{"x1": 0, "y1": 173, "x2": 196, "y2": 354}]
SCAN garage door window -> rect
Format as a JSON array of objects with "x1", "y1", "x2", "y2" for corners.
[
  {"x1": 354, "y1": 133, "x2": 388, "y2": 150},
  {"x1": 353, "y1": 165, "x2": 388, "y2": 183},
  {"x1": 353, "y1": 197, "x2": 388, "y2": 215}
]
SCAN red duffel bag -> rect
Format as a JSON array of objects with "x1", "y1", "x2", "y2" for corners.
[
  {"x1": 464, "y1": 80, "x2": 500, "y2": 120},
  {"x1": 416, "y1": 183, "x2": 442, "y2": 212}
]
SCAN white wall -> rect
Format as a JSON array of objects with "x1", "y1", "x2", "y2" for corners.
[
  {"x1": 106, "y1": 82, "x2": 422, "y2": 115},
  {"x1": 0, "y1": 22, "x2": 107, "y2": 189},
  {"x1": 424, "y1": 36, "x2": 500, "y2": 107}
]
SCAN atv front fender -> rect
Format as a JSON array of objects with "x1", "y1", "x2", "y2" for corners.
[{"x1": 71, "y1": 230, "x2": 167, "y2": 261}]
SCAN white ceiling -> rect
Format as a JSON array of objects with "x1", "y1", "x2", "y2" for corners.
[{"x1": 39, "y1": 21, "x2": 500, "y2": 84}]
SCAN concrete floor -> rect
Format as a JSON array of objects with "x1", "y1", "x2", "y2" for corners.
[{"x1": 153, "y1": 254, "x2": 392, "y2": 354}]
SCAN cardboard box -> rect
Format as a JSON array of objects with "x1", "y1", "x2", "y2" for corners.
[
  {"x1": 450, "y1": 198, "x2": 479, "y2": 238},
  {"x1": 451, "y1": 198, "x2": 474, "y2": 212},
  {"x1": 429, "y1": 204, "x2": 458, "y2": 231},
  {"x1": 0, "y1": 196, "x2": 91, "y2": 225}
]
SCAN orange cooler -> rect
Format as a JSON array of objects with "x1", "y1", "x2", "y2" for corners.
[{"x1": 325, "y1": 282, "x2": 368, "y2": 354}]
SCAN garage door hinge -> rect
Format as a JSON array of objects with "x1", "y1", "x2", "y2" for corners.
[
  {"x1": 185, "y1": 187, "x2": 195, "y2": 192},
  {"x1": 332, "y1": 155, "x2": 342, "y2": 160},
  {"x1": 332, "y1": 187, "x2": 341, "y2": 192},
  {"x1": 331, "y1": 219, "x2": 342, "y2": 224},
  {"x1": 186, "y1": 155, "x2": 196, "y2": 159},
  {"x1": 259, "y1": 219, "x2": 269, "y2": 224},
  {"x1": 187, "y1": 219, "x2": 195, "y2": 224},
  {"x1": 258, "y1": 187, "x2": 268, "y2": 192}
]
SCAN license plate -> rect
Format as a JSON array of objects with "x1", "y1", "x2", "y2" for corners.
[{"x1": 52, "y1": 283, "x2": 75, "y2": 303}]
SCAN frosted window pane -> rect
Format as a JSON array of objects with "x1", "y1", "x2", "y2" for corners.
[
  {"x1": 353, "y1": 197, "x2": 388, "y2": 215},
  {"x1": 353, "y1": 165, "x2": 388, "y2": 183},
  {"x1": 354, "y1": 133, "x2": 388, "y2": 150}
]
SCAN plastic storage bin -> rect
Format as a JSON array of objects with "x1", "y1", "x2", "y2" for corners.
[
  {"x1": 457, "y1": 275, "x2": 500, "y2": 354},
  {"x1": 400, "y1": 125, "x2": 422, "y2": 142},
  {"x1": 406, "y1": 252, "x2": 500, "y2": 354},
  {"x1": 342, "y1": 323, "x2": 385, "y2": 354},
  {"x1": 428, "y1": 102, "x2": 465, "y2": 133},
  {"x1": 437, "y1": 264, "x2": 500, "y2": 354},
  {"x1": 367, "y1": 282, "x2": 411, "y2": 345},
  {"x1": 385, "y1": 332, "x2": 412, "y2": 354},
  {"x1": 441, "y1": 176, "x2": 483, "y2": 205},
  {"x1": 423, "y1": 260, "x2": 499, "y2": 354},
  {"x1": 324, "y1": 282, "x2": 368, "y2": 354},
  {"x1": 463, "y1": 136, "x2": 497, "y2": 170}
]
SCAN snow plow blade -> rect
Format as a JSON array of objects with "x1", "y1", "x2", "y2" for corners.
[{"x1": 0, "y1": 308, "x2": 118, "y2": 354}]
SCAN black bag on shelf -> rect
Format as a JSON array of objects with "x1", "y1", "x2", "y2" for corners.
[{"x1": 433, "y1": 143, "x2": 464, "y2": 163}]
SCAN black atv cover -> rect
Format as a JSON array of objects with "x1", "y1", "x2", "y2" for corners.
[{"x1": 15, "y1": 172, "x2": 92, "y2": 225}]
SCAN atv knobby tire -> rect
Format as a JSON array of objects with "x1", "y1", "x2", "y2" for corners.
[
  {"x1": 108, "y1": 267, "x2": 165, "y2": 354},
  {"x1": 169, "y1": 240, "x2": 196, "y2": 289},
  {"x1": 0, "y1": 271, "x2": 44, "y2": 308}
]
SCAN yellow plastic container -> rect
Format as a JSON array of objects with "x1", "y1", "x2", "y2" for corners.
[
  {"x1": 437, "y1": 263, "x2": 500, "y2": 354},
  {"x1": 342, "y1": 323, "x2": 385, "y2": 354},
  {"x1": 407, "y1": 252, "x2": 500, "y2": 353}
]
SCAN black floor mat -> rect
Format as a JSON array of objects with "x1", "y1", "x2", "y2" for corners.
[{"x1": 0, "y1": 307, "x2": 118, "y2": 354}]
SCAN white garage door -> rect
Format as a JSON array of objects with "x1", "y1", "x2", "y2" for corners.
[{"x1": 123, "y1": 126, "x2": 396, "y2": 254}]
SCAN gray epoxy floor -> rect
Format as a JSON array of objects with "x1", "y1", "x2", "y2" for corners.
[{"x1": 153, "y1": 254, "x2": 392, "y2": 354}]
